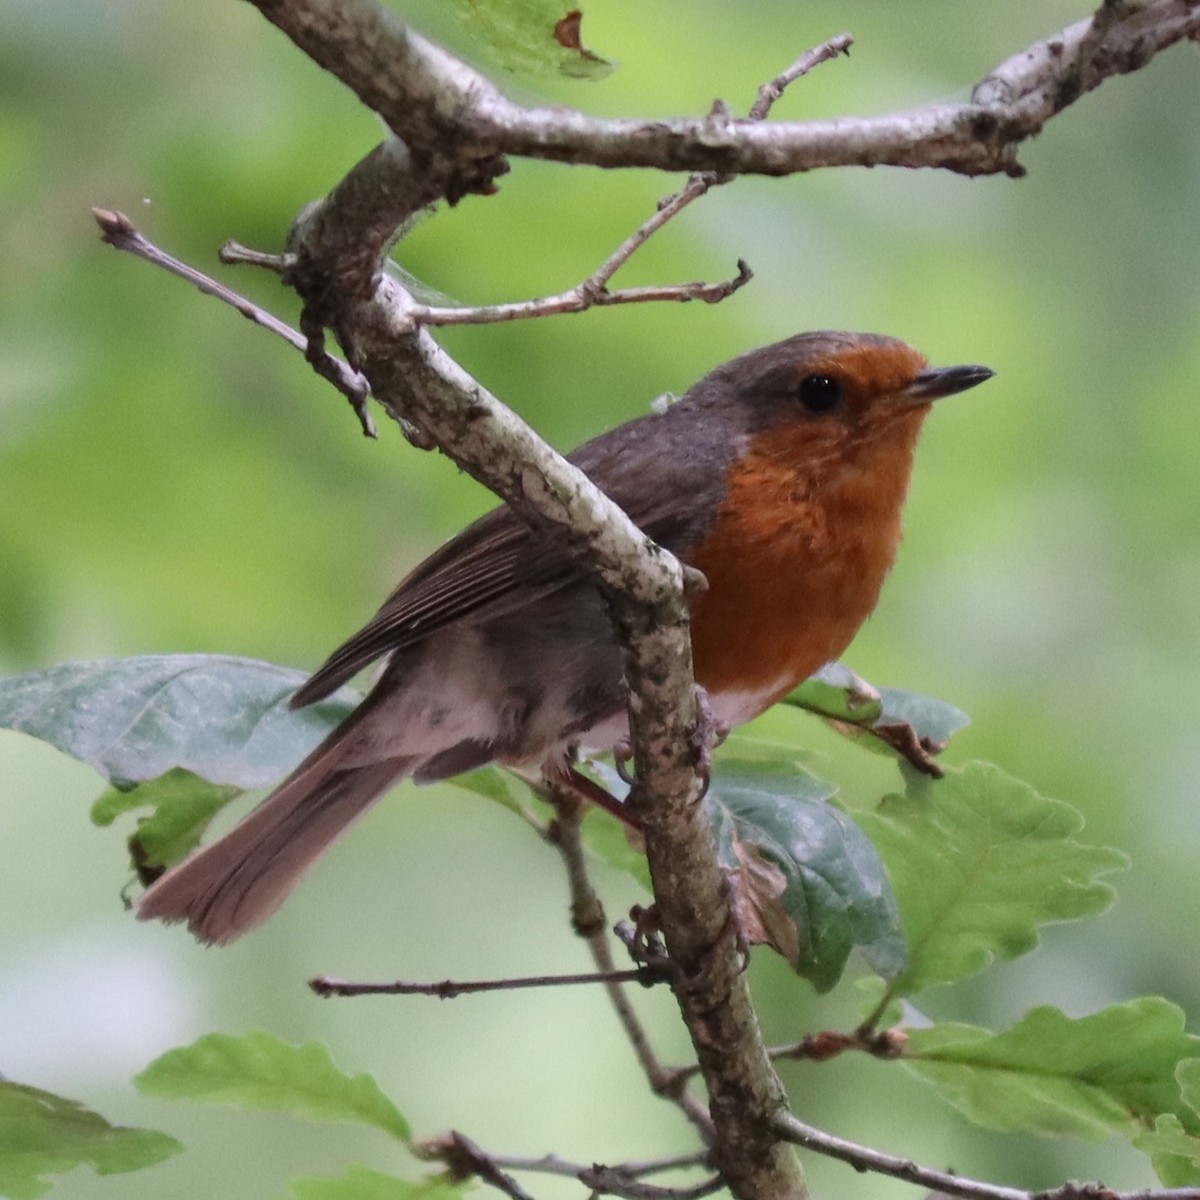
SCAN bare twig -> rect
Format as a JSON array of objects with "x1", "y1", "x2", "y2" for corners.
[
  {"x1": 769, "y1": 1026, "x2": 907, "y2": 1064},
  {"x1": 251, "y1": 0, "x2": 1200, "y2": 180},
  {"x1": 425, "y1": 1134, "x2": 724, "y2": 1200},
  {"x1": 492, "y1": 1150, "x2": 714, "y2": 1181},
  {"x1": 437, "y1": 1132, "x2": 538, "y2": 1200},
  {"x1": 544, "y1": 794, "x2": 716, "y2": 1144},
  {"x1": 91, "y1": 208, "x2": 377, "y2": 438},
  {"x1": 219, "y1": 239, "x2": 293, "y2": 272},
  {"x1": 671, "y1": 1026, "x2": 907, "y2": 1084},
  {"x1": 749, "y1": 34, "x2": 853, "y2": 119},
  {"x1": 772, "y1": 1110, "x2": 1029, "y2": 1200},
  {"x1": 407, "y1": 33, "x2": 851, "y2": 328},
  {"x1": 308, "y1": 966, "x2": 658, "y2": 998},
  {"x1": 1045, "y1": 1192, "x2": 1200, "y2": 1200},
  {"x1": 773, "y1": 1111, "x2": 1200, "y2": 1200},
  {"x1": 407, "y1": 261, "x2": 752, "y2": 327},
  {"x1": 579, "y1": 1168, "x2": 725, "y2": 1200}
]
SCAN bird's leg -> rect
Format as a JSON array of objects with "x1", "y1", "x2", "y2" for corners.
[
  {"x1": 616, "y1": 904, "x2": 672, "y2": 980},
  {"x1": 550, "y1": 763, "x2": 642, "y2": 828},
  {"x1": 715, "y1": 867, "x2": 756, "y2": 976},
  {"x1": 613, "y1": 737, "x2": 636, "y2": 784},
  {"x1": 688, "y1": 685, "x2": 730, "y2": 801}
]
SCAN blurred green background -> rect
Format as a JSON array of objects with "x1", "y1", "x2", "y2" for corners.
[{"x1": 2, "y1": 1, "x2": 1199, "y2": 1197}]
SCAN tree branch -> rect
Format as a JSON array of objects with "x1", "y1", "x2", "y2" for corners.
[
  {"x1": 308, "y1": 966, "x2": 657, "y2": 998},
  {"x1": 773, "y1": 1110, "x2": 1200, "y2": 1200},
  {"x1": 401, "y1": 33, "x2": 851, "y2": 328},
  {"x1": 404, "y1": 260, "x2": 752, "y2": 328},
  {"x1": 251, "y1": 0, "x2": 1200, "y2": 180},
  {"x1": 670, "y1": 1026, "x2": 907, "y2": 1085},
  {"x1": 426, "y1": 1133, "x2": 725, "y2": 1200},
  {"x1": 489, "y1": 1149, "x2": 714, "y2": 1181},
  {"x1": 91, "y1": 207, "x2": 375, "y2": 435},
  {"x1": 435, "y1": 1132, "x2": 538, "y2": 1200}
]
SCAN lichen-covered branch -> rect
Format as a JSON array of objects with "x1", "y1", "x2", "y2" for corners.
[{"x1": 252, "y1": 0, "x2": 1200, "y2": 181}]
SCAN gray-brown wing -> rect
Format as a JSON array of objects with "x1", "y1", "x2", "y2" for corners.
[
  {"x1": 290, "y1": 403, "x2": 735, "y2": 708},
  {"x1": 290, "y1": 509, "x2": 556, "y2": 706}
]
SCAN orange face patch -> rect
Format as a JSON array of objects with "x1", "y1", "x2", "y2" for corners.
[{"x1": 793, "y1": 342, "x2": 929, "y2": 409}]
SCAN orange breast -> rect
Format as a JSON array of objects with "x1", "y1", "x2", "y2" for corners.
[{"x1": 687, "y1": 416, "x2": 921, "y2": 710}]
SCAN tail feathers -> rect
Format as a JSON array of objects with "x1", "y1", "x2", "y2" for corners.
[{"x1": 138, "y1": 757, "x2": 411, "y2": 945}]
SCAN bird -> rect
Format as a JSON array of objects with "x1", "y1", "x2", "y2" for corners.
[{"x1": 138, "y1": 330, "x2": 992, "y2": 944}]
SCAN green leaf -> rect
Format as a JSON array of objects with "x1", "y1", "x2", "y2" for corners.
[
  {"x1": 446, "y1": 0, "x2": 614, "y2": 80},
  {"x1": 856, "y1": 762, "x2": 1127, "y2": 1007},
  {"x1": 1179, "y1": 1056, "x2": 1200, "y2": 1115},
  {"x1": 0, "y1": 1080, "x2": 182, "y2": 1199},
  {"x1": 91, "y1": 767, "x2": 241, "y2": 874},
  {"x1": 1137, "y1": 1059, "x2": 1200, "y2": 1183},
  {"x1": 782, "y1": 664, "x2": 969, "y2": 766},
  {"x1": 783, "y1": 663, "x2": 884, "y2": 724},
  {"x1": 904, "y1": 999, "x2": 1200, "y2": 1140},
  {"x1": 290, "y1": 1165, "x2": 465, "y2": 1200},
  {"x1": 0, "y1": 656, "x2": 357, "y2": 789},
  {"x1": 706, "y1": 766, "x2": 906, "y2": 991},
  {"x1": 874, "y1": 686, "x2": 971, "y2": 747},
  {"x1": 135, "y1": 1032, "x2": 409, "y2": 1142},
  {"x1": 1134, "y1": 1114, "x2": 1200, "y2": 1186}
]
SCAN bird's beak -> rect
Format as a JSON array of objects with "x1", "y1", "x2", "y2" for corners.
[
  {"x1": 907, "y1": 362, "x2": 993, "y2": 405},
  {"x1": 906, "y1": 363, "x2": 994, "y2": 403}
]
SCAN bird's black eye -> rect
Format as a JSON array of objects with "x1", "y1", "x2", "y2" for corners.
[{"x1": 798, "y1": 374, "x2": 842, "y2": 413}]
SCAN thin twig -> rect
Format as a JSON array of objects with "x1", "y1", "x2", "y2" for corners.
[
  {"x1": 491, "y1": 1150, "x2": 714, "y2": 1180},
  {"x1": 220, "y1": 239, "x2": 293, "y2": 272},
  {"x1": 749, "y1": 34, "x2": 853, "y2": 119},
  {"x1": 428, "y1": 1135, "x2": 724, "y2": 1200},
  {"x1": 406, "y1": 33, "x2": 852, "y2": 328},
  {"x1": 90, "y1": 208, "x2": 377, "y2": 438},
  {"x1": 581, "y1": 1169, "x2": 725, "y2": 1200},
  {"x1": 1042, "y1": 1193, "x2": 1200, "y2": 1200},
  {"x1": 769, "y1": 1025, "x2": 908, "y2": 1064},
  {"x1": 773, "y1": 1109, "x2": 1029, "y2": 1200},
  {"x1": 671, "y1": 1026, "x2": 907, "y2": 1084},
  {"x1": 440, "y1": 1133, "x2": 538, "y2": 1200},
  {"x1": 544, "y1": 791, "x2": 717, "y2": 1145},
  {"x1": 407, "y1": 261, "x2": 751, "y2": 326},
  {"x1": 773, "y1": 1110, "x2": 1200, "y2": 1200},
  {"x1": 308, "y1": 966, "x2": 658, "y2": 998}
]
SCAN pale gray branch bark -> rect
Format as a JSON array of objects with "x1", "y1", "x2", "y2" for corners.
[
  {"x1": 253, "y1": 0, "x2": 1200, "y2": 181},
  {"x1": 772, "y1": 1110, "x2": 1200, "y2": 1200}
]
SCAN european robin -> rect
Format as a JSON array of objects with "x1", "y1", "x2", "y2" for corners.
[{"x1": 139, "y1": 330, "x2": 992, "y2": 943}]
